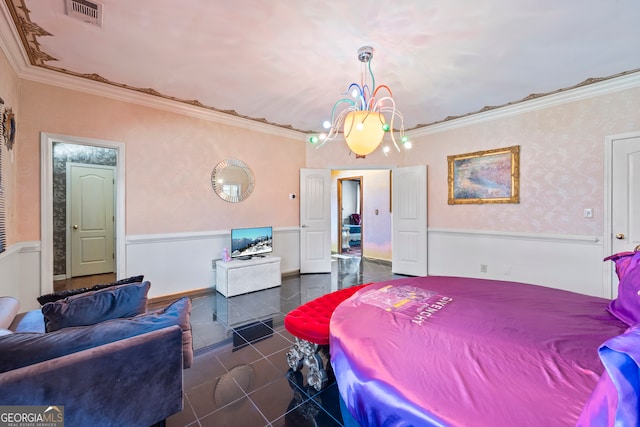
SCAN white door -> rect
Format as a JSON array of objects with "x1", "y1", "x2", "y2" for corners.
[
  {"x1": 392, "y1": 165, "x2": 428, "y2": 276},
  {"x1": 610, "y1": 135, "x2": 640, "y2": 297},
  {"x1": 299, "y1": 168, "x2": 332, "y2": 273},
  {"x1": 69, "y1": 164, "x2": 115, "y2": 277}
]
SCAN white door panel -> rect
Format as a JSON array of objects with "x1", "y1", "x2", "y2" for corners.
[
  {"x1": 300, "y1": 169, "x2": 331, "y2": 273},
  {"x1": 69, "y1": 164, "x2": 115, "y2": 277},
  {"x1": 611, "y1": 135, "x2": 640, "y2": 297},
  {"x1": 392, "y1": 165, "x2": 428, "y2": 276}
]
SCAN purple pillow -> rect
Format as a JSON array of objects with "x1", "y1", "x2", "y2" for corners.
[
  {"x1": 605, "y1": 252, "x2": 640, "y2": 281},
  {"x1": 606, "y1": 252, "x2": 640, "y2": 325},
  {"x1": 42, "y1": 282, "x2": 150, "y2": 332}
]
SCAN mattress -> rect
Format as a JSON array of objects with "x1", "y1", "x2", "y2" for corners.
[{"x1": 329, "y1": 276, "x2": 629, "y2": 427}]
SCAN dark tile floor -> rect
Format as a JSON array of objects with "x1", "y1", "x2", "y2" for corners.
[{"x1": 166, "y1": 256, "x2": 403, "y2": 427}]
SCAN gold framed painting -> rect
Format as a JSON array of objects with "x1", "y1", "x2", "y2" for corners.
[{"x1": 447, "y1": 145, "x2": 520, "y2": 205}]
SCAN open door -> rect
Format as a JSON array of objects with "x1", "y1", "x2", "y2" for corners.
[
  {"x1": 392, "y1": 165, "x2": 428, "y2": 276},
  {"x1": 609, "y1": 134, "x2": 640, "y2": 297},
  {"x1": 300, "y1": 169, "x2": 332, "y2": 273}
]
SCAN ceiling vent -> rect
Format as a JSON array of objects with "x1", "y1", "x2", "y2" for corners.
[{"x1": 65, "y1": 0, "x2": 103, "y2": 27}]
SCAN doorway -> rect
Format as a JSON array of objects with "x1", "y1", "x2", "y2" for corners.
[
  {"x1": 604, "y1": 131, "x2": 640, "y2": 298},
  {"x1": 337, "y1": 176, "x2": 362, "y2": 256},
  {"x1": 67, "y1": 163, "x2": 116, "y2": 278},
  {"x1": 41, "y1": 133, "x2": 126, "y2": 296}
]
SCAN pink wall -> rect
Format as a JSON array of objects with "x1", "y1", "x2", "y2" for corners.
[
  {"x1": 0, "y1": 47, "x2": 20, "y2": 246},
  {"x1": 309, "y1": 87, "x2": 640, "y2": 237},
  {"x1": 16, "y1": 80, "x2": 305, "y2": 240},
  {"x1": 409, "y1": 89, "x2": 640, "y2": 235}
]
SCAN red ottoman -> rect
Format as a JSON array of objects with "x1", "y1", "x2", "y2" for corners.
[{"x1": 284, "y1": 283, "x2": 369, "y2": 391}]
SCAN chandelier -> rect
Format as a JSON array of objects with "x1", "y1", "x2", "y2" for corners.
[{"x1": 309, "y1": 46, "x2": 411, "y2": 157}]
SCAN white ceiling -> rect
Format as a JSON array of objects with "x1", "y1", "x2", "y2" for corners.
[{"x1": 3, "y1": 0, "x2": 640, "y2": 134}]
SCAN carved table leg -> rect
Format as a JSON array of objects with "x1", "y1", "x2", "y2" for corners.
[{"x1": 286, "y1": 338, "x2": 328, "y2": 391}]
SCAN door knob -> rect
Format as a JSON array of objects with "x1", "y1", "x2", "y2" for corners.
[
  {"x1": 72, "y1": 225, "x2": 79, "y2": 230},
  {"x1": 615, "y1": 233, "x2": 625, "y2": 240}
]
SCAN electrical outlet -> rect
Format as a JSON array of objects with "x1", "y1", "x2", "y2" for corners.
[{"x1": 480, "y1": 264, "x2": 488, "y2": 273}]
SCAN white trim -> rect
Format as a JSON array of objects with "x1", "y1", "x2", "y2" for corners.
[
  {"x1": 409, "y1": 71, "x2": 640, "y2": 137},
  {"x1": 0, "y1": 241, "x2": 40, "y2": 262},
  {"x1": 126, "y1": 226, "x2": 300, "y2": 245},
  {"x1": 428, "y1": 228, "x2": 600, "y2": 244},
  {"x1": 41, "y1": 132, "x2": 126, "y2": 297},
  {"x1": 22, "y1": 66, "x2": 306, "y2": 139}
]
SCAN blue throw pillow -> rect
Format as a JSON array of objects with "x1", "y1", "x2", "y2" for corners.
[
  {"x1": 129, "y1": 297, "x2": 193, "y2": 368},
  {"x1": 42, "y1": 281, "x2": 150, "y2": 332}
]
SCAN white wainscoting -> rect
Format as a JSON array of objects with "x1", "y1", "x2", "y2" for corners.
[
  {"x1": 126, "y1": 227, "x2": 301, "y2": 299},
  {"x1": 427, "y1": 228, "x2": 607, "y2": 297},
  {"x1": 0, "y1": 241, "x2": 42, "y2": 312}
]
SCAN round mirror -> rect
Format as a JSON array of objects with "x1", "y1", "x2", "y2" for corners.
[{"x1": 211, "y1": 159, "x2": 255, "y2": 203}]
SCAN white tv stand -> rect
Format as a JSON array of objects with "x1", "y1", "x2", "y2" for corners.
[{"x1": 215, "y1": 255, "x2": 281, "y2": 297}]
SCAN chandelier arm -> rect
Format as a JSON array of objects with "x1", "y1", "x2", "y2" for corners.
[
  {"x1": 362, "y1": 83, "x2": 372, "y2": 108},
  {"x1": 368, "y1": 59, "x2": 375, "y2": 97},
  {"x1": 329, "y1": 98, "x2": 356, "y2": 130},
  {"x1": 373, "y1": 84, "x2": 393, "y2": 100},
  {"x1": 320, "y1": 107, "x2": 354, "y2": 147},
  {"x1": 345, "y1": 83, "x2": 367, "y2": 110}
]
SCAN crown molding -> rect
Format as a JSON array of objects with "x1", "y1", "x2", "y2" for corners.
[
  {"x1": 20, "y1": 65, "x2": 306, "y2": 139},
  {"x1": 0, "y1": 0, "x2": 305, "y2": 140},
  {"x1": 3, "y1": 0, "x2": 639, "y2": 142},
  {"x1": 408, "y1": 69, "x2": 640, "y2": 137}
]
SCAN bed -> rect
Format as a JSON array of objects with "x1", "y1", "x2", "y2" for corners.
[{"x1": 330, "y1": 251, "x2": 640, "y2": 427}]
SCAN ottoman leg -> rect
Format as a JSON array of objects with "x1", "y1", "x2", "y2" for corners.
[
  {"x1": 306, "y1": 351, "x2": 328, "y2": 391},
  {"x1": 286, "y1": 338, "x2": 305, "y2": 371},
  {"x1": 286, "y1": 338, "x2": 329, "y2": 391}
]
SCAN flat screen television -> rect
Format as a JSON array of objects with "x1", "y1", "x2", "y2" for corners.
[{"x1": 230, "y1": 226, "x2": 273, "y2": 259}]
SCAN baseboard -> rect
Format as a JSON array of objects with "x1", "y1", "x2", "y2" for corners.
[{"x1": 148, "y1": 287, "x2": 214, "y2": 309}]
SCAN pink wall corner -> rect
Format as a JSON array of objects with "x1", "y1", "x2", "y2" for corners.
[{"x1": 0, "y1": 47, "x2": 21, "y2": 246}]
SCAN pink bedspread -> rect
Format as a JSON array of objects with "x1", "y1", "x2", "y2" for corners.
[{"x1": 329, "y1": 276, "x2": 628, "y2": 427}]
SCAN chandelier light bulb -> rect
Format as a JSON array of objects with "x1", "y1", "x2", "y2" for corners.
[
  {"x1": 309, "y1": 46, "x2": 410, "y2": 157},
  {"x1": 404, "y1": 141, "x2": 412, "y2": 149}
]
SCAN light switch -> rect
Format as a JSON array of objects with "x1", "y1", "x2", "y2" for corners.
[{"x1": 583, "y1": 208, "x2": 593, "y2": 218}]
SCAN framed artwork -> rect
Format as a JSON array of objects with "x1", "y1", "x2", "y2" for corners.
[{"x1": 448, "y1": 145, "x2": 520, "y2": 205}]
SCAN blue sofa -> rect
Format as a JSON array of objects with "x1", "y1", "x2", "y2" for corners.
[{"x1": 0, "y1": 282, "x2": 192, "y2": 427}]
